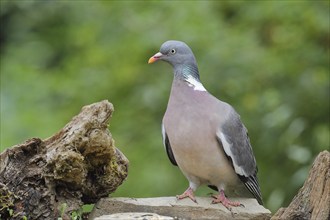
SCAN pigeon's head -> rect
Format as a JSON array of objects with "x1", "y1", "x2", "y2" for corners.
[{"x1": 148, "y1": 40, "x2": 196, "y2": 67}]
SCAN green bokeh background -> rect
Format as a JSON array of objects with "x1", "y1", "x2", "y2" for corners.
[{"x1": 1, "y1": 0, "x2": 329, "y2": 213}]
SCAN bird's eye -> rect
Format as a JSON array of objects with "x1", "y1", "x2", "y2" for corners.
[{"x1": 170, "y1": 49, "x2": 176, "y2": 54}]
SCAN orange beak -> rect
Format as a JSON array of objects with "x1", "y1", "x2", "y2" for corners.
[{"x1": 148, "y1": 52, "x2": 163, "y2": 64}]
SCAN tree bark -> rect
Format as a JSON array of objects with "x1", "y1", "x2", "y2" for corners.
[
  {"x1": 0, "y1": 100, "x2": 129, "y2": 220},
  {"x1": 271, "y1": 150, "x2": 330, "y2": 220}
]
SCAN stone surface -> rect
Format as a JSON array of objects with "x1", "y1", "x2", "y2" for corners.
[
  {"x1": 271, "y1": 150, "x2": 330, "y2": 220},
  {"x1": 89, "y1": 197, "x2": 271, "y2": 220},
  {"x1": 94, "y1": 212, "x2": 173, "y2": 220}
]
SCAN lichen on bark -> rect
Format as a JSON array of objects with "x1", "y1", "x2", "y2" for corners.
[{"x1": 0, "y1": 100, "x2": 129, "y2": 220}]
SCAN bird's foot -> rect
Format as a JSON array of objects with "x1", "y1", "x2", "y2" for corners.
[
  {"x1": 211, "y1": 190, "x2": 243, "y2": 211},
  {"x1": 176, "y1": 187, "x2": 197, "y2": 203}
]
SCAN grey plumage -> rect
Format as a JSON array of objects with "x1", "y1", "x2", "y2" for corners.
[
  {"x1": 216, "y1": 109, "x2": 263, "y2": 204},
  {"x1": 149, "y1": 40, "x2": 263, "y2": 206}
]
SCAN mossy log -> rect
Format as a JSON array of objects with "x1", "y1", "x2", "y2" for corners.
[{"x1": 0, "y1": 100, "x2": 129, "y2": 220}]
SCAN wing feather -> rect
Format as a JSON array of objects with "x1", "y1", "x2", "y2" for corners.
[
  {"x1": 216, "y1": 110, "x2": 263, "y2": 204},
  {"x1": 162, "y1": 123, "x2": 177, "y2": 166}
]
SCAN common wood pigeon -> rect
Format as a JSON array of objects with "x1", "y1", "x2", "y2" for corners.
[{"x1": 148, "y1": 40, "x2": 263, "y2": 209}]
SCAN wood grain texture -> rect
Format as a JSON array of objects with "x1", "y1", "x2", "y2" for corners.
[{"x1": 271, "y1": 150, "x2": 330, "y2": 220}]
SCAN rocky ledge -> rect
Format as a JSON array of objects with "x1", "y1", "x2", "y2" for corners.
[{"x1": 89, "y1": 197, "x2": 271, "y2": 220}]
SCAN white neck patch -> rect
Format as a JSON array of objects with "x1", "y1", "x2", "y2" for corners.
[{"x1": 185, "y1": 75, "x2": 206, "y2": 91}]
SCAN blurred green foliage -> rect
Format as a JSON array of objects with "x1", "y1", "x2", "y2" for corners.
[{"x1": 0, "y1": 0, "x2": 329, "y2": 213}]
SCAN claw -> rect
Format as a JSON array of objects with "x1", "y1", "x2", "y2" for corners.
[
  {"x1": 176, "y1": 187, "x2": 197, "y2": 203},
  {"x1": 211, "y1": 190, "x2": 242, "y2": 210}
]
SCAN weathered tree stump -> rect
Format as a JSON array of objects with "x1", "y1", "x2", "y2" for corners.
[
  {"x1": 271, "y1": 150, "x2": 330, "y2": 220},
  {"x1": 0, "y1": 100, "x2": 129, "y2": 220}
]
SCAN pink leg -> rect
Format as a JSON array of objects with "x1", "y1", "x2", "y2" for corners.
[
  {"x1": 176, "y1": 187, "x2": 197, "y2": 203},
  {"x1": 211, "y1": 189, "x2": 243, "y2": 210}
]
